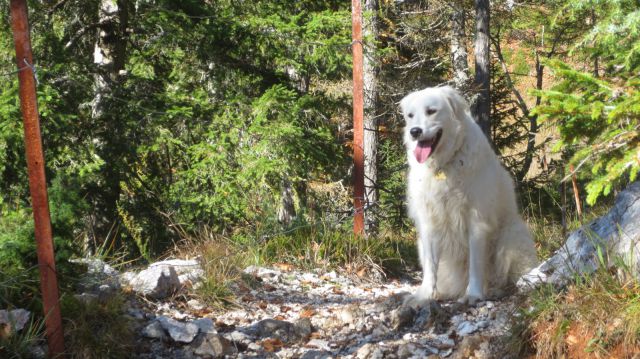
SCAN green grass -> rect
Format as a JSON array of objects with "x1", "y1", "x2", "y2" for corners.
[
  {"x1": 61, "y1": 293, "x2": 133, "y2": 359},
  {"x1": 0, "y1": 316, "x2": 45, "y2": 359},
  {"x1": 191, "y1": 239, "x2": 245, "y2": 309},
  {"x1": 252, "y1": 225, "x2": 418, "y2": 277},
  {"x1": 174, "y1": 223, "x2": 418, "y2": 311}
]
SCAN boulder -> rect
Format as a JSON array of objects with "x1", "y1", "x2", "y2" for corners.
[
  {"x1": 128, "y1": 265, "x2": 181, "y2": 299},
  {"x1": 149, "y1": 259, "x2": 203, "y2": 285},
  {"x1": 124, "y1": 259, "x2": 204, "y2": 298},
  {"x1": 519, "y1": 181, "x2": 640, "y2": 289}
]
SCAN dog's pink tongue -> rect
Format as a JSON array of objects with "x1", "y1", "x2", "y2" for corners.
[{"x1": 414, "y1": 141, "x2": 432, "y2": 164}]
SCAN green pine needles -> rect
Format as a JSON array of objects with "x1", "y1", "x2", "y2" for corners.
[{"x1": 533, "y1": 0, "x2": 640, "y2": 205}]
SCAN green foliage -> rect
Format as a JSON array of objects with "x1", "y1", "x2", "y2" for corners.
[
  {"x1": 0, "y1": 0, "x2": 352, "y2": 258},
  {"x1": 533, "y1": 0, "x2": 640, "y2": 205}
]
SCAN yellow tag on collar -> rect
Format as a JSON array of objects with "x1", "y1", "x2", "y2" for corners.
[{"x1": 435, "y1": 169, "x2": 447, "y2": 180}]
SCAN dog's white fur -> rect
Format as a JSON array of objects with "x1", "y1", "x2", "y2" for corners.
[{"x1": 401, "y1": 86, "x2": 538, "y2": 304}]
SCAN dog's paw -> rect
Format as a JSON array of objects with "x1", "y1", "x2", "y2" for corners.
[
  {"x1": 457, "y1": 293, "x2": 483, "y2": 306},
  {"x1": 404, "y1": 286, "x2": 437, "y2": 308}
]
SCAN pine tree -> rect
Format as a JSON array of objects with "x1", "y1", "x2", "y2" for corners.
[{"x1": 533, "y1": 0, "x2": 640, "y2": 204}]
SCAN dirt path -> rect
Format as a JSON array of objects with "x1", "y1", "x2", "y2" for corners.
[{"x1": 131, "y1": 265, "x2": 520, "y2": 358}]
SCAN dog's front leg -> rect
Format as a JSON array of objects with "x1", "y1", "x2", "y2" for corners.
[
  {"x1": 414, "y1": 227, "x2": 439, "y2": 301},
  {"x1": 460, "y1": 221, "x2": 489, "y2": 305}
]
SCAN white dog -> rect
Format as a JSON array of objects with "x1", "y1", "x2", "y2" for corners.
[{"x1": 401, "y1": 86, "x2": 538, "y2": 304}]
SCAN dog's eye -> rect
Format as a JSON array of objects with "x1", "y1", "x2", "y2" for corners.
[
  {"x1": 407, "y1": 113, "x2": 414, "y2": 119},
  {"x1": 426, "y1": 108, "x2": 437, "y2": 116}
]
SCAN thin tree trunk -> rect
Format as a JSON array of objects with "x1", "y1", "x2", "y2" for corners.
[
  {"x1": 277, "y1": 179, "x2": 296, "y2": 225},
  {"x1": 363, "y1": 0, "x2": 379, "y2": 234},
  {"x1": 278, "y1": 64, "x2": 309, "y2": 226},
  {"x1": 87, "y1": 0, "x2": 129, "y2": 254},
  {"x1": 492, "y1": 31, "x2": 538, "y2": 182},
  {"x1": 92, "y1": 0, "x2": 129, "y2": 115},
  {"x1": 591, "y1": 9, "x2": 599, "y2": 77},
  {"x1": 472, "y1": 0, "x2": 491, "y2": 140},
  {"x1": 450, "y1": 7, "x2": 469, "y2": 90}
]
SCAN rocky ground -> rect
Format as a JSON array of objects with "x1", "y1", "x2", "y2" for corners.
[{"x1": 123, "y1": 264, "x2": 521, "y2": 359}]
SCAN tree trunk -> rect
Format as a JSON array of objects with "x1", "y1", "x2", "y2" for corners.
[
  {"x1": 86, "y1": 0, "x2": 129, "y2": 254},
  {"x1": 92, "y1": 0, "x2": 128, "y2": 118},
  {"x1": 472, "y1": 0, "x2": 491, "y2": 140},
  {"x1": 450, "y1": 7, "x2": 469, "y2": 90},
  {"x1": 277, "y1": 179, "x2": 296, "y2": 225},
  {"x1": 363, "y1": 0, "x2": 379, "y2": 234},
  {"x1": 515, "y1": 52, "x2": 543, "y2": 181}
]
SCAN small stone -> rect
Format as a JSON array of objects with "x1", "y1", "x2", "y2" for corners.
[
  {"x1": 456, "y1": 321, "x2": 479, "y2": 336},
  {"x1": 356, "y1": 343, "x2": 384, "y2": 359},
  {"x1": 0, "y1": 309, "x2": 30, "y2": 333},
  {"x1": 126, "y1": 308, "x2": 145, "y2": 320},
  {"x1": 397, "y1": 343, "x2": 418, "y2": 359},
  {"x1": 227, "y1": 330, "x2": 252, "y2": 343},
  {"x1": 301, "y1": 350, "x2": 333, "y2": 359},
  {"x1": 191, "y1": 332, "x2": 236, "y2": 358},
  {"x1": 251, "y1": 318, "x2": 298, "y2": 342},
  {"x1": 188, "y1": 299, "x2": 205, "y2": 311},
  {"x1": 356, "y1": 343, "x2": 374, "y2": 359},
  {"x1": 306, "y1": 338, "x2": 331, "y2": 351},
  {"x1": 430, "y1": 335, "x2": 455, "y2": 350},
  {"x1": 485, "y1": 301, "x2": 494, "y2": 309},
  {"x1": 339, "y1": 307, "x2": 355, "y2": 324},
  {"x1": 193, "y1": 318, "x2": 217, "y2": 334},
  {"x1": 454, "y1": 335, "x2": 487, "y2": 359},
  {"x1": 294, "y1": 317, "x2": 313, "y2": 339},
  {"x1": 157, "y1": 316, "x2": 199, "y2": 343},
  {"x1": 370, "y1": 325, "x2": 387, "y2": 339},
  {"x1": 244, "y1": 266, "x2": 281, "y2": 279},
  {"x1": 142, "y1": 320, "x2": 166, "y2": 340}
]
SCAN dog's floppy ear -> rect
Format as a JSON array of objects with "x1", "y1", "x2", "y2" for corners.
[
  {"x1": 440, "y1": 86, "x2": 470, "y2": 120},
  {"x1": 399, "y1": 92, "x2": 413, "y2": 114}
]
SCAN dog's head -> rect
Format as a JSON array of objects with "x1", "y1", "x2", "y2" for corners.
[{"x1": 400, "y1": 86, "x2": 468, "y2": 165}]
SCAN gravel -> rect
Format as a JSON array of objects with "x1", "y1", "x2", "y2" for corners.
[{"x1": 127, "y1": 265, "x2": 519, "y2": 358}]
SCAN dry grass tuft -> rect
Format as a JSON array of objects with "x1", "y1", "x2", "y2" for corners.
[
  {"x1": 62, "y1": 293, "x2": 133, "y2": 359},
  {"x1": 513, "y1": 268, "x2": 640, "y2": 358}
]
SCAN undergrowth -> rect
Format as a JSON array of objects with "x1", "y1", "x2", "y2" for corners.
[
  {"x1": 526, "y1": 204, "x2": 609, "y2": 259},
  {"x1": 61, "y1": 293, "x2": 133, "y2": 359},
  {"x1": 512, "y1": 266, "x2": 640, "y2": 358},
  {"x1": 252, "y1": 225, "x2": 417, "y2": 277},
  {"x1": 0, "y1": 315, "x2": 44, "y2": 359},
  {"x1": 172, "y1": 223, "x2": 417, "y2": 310}
]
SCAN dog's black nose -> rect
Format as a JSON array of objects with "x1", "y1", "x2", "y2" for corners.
[{"x1": 410, "y1": 127, "x2": 422, "y2": 139}]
